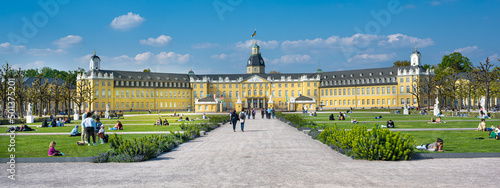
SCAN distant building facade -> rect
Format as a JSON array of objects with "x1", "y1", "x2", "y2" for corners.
[{"x1": 78, "y1": 43, "x2": 434, "y2": 112}]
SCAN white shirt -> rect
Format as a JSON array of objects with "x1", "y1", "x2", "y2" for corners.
[{"x1": 82, "y1": 117, "x2": 96, "y2": 128}]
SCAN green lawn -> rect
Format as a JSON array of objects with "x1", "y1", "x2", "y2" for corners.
[
  {"x1": 0, "y1": 134, "x2": 158, "y2": 158},
  {"x1": 0, "y1": 114, "x2": 224, "y2": 158},
  {"x1": 399, "y1": 130, "x2": 500, "y2": 153}
]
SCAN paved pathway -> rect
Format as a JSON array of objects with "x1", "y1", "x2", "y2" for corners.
[{"x1": 2, "y1": 117, "x2": 499, "y2": 187}]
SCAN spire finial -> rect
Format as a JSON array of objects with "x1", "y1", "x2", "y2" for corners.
[{"x1": 94, "y1": 50, "x2": 96, "y2": 55}]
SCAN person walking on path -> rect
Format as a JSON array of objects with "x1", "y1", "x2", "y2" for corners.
[
  {"x1": 239, "y1": 111, "x2": 246, "y2": 132},
  {"x1": 230, "y1": 110, "x2": 239, "y2": 132},
  {"x1": 261, "y1": 109, "x2": 265, "y2": 119},
  {"x1": 252, "y1": 109, "x2": 256, "y2": 119},
  {"x1": 82, "y1": 112, "x2": 97, "y2": 146}
]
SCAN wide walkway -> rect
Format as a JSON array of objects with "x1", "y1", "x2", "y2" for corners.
[{"x1": 2, "y1": 116, "x2": 499, "y2": 187}]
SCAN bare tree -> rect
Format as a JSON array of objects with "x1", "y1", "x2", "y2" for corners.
[
  {"x1": 13, "y1": 68, "x2": 28, "y2": 118},
  {"x1": 73, "y1": 78, "x2": 94, "y2": 113},
  {"x1": 0, "y1": 62, "x2": 14, "y2": 118},
  {"x1": 61, "y1": 76, "x2": 73, "y2": 119},
  {"x1": 50, "y1": 76, "x2": 63, "y2": 115},
  {"x1": 31, "y1": 74, "x2": 51, "y2": 117},
  {"x1": 472, "y1": 57, "x2": 499, "y2": 111},
  {"x1": 421, "y1": 74, "x2": 436, "y2": 111}
]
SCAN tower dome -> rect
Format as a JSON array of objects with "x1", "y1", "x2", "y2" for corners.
[
  {"x1": 90, "y1": 51, "x2": 101, "y2": 70},
  {"x1": 410, "y1": 47, "x2": 421, "y2": 67}
]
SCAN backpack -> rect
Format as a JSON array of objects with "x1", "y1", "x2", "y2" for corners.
[
  {"x1": 240, "y1": 113, "x2": 246, "y2": 120},
  {"x1": 103, "y1": 135, "x2": 109, "y2": 143}
]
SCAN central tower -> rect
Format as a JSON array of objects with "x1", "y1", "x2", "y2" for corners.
[{"x1": 246, "y1": 42, "x2": 265, "y2": 74}]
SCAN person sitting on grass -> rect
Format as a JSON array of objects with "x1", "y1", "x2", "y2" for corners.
[
  {"x1": 477, "y1": 119, "x2": 486, "y2": 131},
  {"x1": 351, "y1": 119, "x2": 358, "y2": 124},
  {"x1": 155, "y1": 118, "x2": 162, "y2": 126},
  {"x1": 375, "y1": 115, "x2": 382, "y2": 119},
  {"x1": 387, "y1": 120, "x2": 395, "y2": 128},
  {"x1": 97, "y1": 125, "x2": 105, "y2": 144},
  {"x1": 163, "y1": 119, "x2": 169, "y2": 126},
  {"x1": 70, "y1": 125, "x2": 81, "y2": 136},
  {"x1": 203, "y1": 113, "x2": 206, "y2": 119},
  {"x1": 416, "y1": 138, "x2": 444, "y2": 152},
  {"x1": 42, "y1": 119, "x2": 48, "y2": 127},
  {"x1": 338, "y1": 112, "x2": 345, "y2": 120},
  {"x1": 185, "y1": 117, "x2": 190, "y2": 121},
  {"x1": 177, "y1": 117, "x2": 184, "y2": 122},
  {"x1": 50, "y1": 118, "x2": 56, "y2": 127},
  {"x1": 329, "y1": 113, "x2": 335, "y2": 121},
  {"x1": 109, "y1": 121, "x2": 123, "y2": 130},
  {"x1": 48, "y1": 141, "x2": 65, "y2": 156}
]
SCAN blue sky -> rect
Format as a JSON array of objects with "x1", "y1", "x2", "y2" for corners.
[{"x1": 0, "y1": 0, "x2": 498, "y2": 74}]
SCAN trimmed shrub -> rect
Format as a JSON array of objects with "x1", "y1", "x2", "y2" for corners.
[{"x1": 318, "y1": 125, "x2": 415, "y2": 161}]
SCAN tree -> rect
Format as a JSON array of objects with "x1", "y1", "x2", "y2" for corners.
[
  {"x1": 50, "y1": 75, "x2": 63, "y2": 115},
  {"x1": 61, "y1": 76, "x2": 74, "y2": 119},
  {"x1": 392, "y1": 60, "x2": 411, "y2": 67},
  {"x1": 13, "y1": 68, "x2": 28, "y2": 118},
  {"x1": 422, "y1": 64, "x2": 432, "y2": 70},
  {"x1": 0, "y1": 62, "x2": 14, "y2": 118},
  {"x1": 143, "y1": 68, "x2": 151, "y2": 72},
  {"x1": 420, "y1": 74, "x2": 436, "y2": 110},
  {"x1": 410, "y1": 77, "x2": 423, "y2": 108},
  {"x1": 269, "y1": 71, "x2": 280, "y2": 74},
  {"x1": 31, "y1": 74, "x2": 51, "y2": 117},
  {"x1": 472, "y1": 57, "x2": 499, "y2": 112},
  {"x1": 436, "y1": 52, "x2": 472, "y2": 80},
  {"x1": 73, "y1": 79, "x2": 94, "y2": 113}
]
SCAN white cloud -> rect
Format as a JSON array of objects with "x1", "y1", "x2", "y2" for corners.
[
  {"x1": 453, "y1": 46, "x2": 478, "y2": 54},
  {"x1": 134, "y1": 52, "x2": 153, "y2": 63},
  {"x1": 488, "y1": 53, "x2": 499, "y2": 60},
  {"x1": 26, "y1": 60, "x2": 45, "y2": 69},
  {"x1": 27, "y1": 48, "x2": 66, "y2": 56},
  {"x1": 110, "y1": 12, "x2": 145, "y2": 30},
  {"x1": 268, "y1": 54, "x2": 312, "y2": 64},
  {"x1": 235, "y1": 40, "x2": 279, "y2": 50},
  {"x1": 52, "y1": 35, "x2": 83, "y2": 48},
  {"x1": 0, "y1": 42, "x2": 26, "y2": 54},
  {"x1": 379, "y1": 33, "x2": 434, "y2": 48},
  {"x1": 281, "y1": 34, "x2": 381, "y2": 50},
  {"x1": 191, "y1": 42, "x2": 221, "y2": 49},
  {"x1": 348, "y1": 53, "x2": 396, "y2": 63},
  {"x1": 156, "y1": 52, "x2": 191, "y2": 64},
  {"x1": 211, "y1": 53, "x2": 228, "y2": 60},
  {"x1": 139, "y1": 35, "x2": 172, "y2": 47}
]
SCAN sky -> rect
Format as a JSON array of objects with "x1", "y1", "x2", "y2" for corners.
[{"x1": 0, "y1": 0, "x2": 498, "y2": 74}]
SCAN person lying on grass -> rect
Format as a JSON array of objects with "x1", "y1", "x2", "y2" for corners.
[
  {"x1": 350, "y1": 119, "x2": 358, "y2": 124},
  {"x1": 48, "y1": 141, "x2": 65, "y2": 156},
  {"x1": 416, "y1": 138, "x2": 444, "y2": 152},
  {"x1": 430, "y1": 117, "x2": 445, "y2": 123},
  {"x1": 109, "y1": 121, "x2": 123, "y2": 130}
]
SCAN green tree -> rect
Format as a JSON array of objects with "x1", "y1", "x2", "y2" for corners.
[
  {"x1": 143, "y1": 68, "x2": 151, "y2": 72},
  {"x1": 436, "y1": 52, "x2": 472, "y2": 79},
  {"x1": 269, "y1": 70, "x2": 280, "y2": 74},
  {"x1": 392, "y1": 60, "x2": 411, "y2": 67}
]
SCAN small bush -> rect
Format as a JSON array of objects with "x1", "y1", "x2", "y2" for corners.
[{"x1": 318, "y1": 125, "x2": 415, "y2": 161}]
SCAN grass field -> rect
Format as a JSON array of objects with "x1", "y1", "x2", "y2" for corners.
[{"x1": 1, "y1": 112, "x2": 499, "y2": 158}]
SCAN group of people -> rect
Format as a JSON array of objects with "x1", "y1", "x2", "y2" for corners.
[
  {"x1": 328, "y1": 113, "x2": 345, "y2": 120},
  {"x1": 42, "y1": 117, "x2": 71, "y2": 127},
  {"x1": 230, "y1": 110, "x2": 247, "y2": 132},
  {"x1": 77, "y1": 112, "x2": 108, "y2": 146},
  {"x1": 6, "y1": 123, "x2": 37, "y2": 132},
  {"x1": 155, "y1": 118, "x2": 170, "y2": 126}
]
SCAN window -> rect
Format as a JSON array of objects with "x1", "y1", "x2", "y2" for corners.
[
  {"x1": 95, "y1": 89, "x2": 99, "y2": 97},
  {"x1": 307, "y1": 83, "x2": 311, "y2": 87},
  {"x1": 343, "y1": 100, "x2": 346, "y2": 105},
  {"x1": 279, "y1": 90, "x2": 282, "y2": 97},
  {"x1": 400, "y1": 86, "x2": 404, "y2": 93},
  {"x1": 401, "y1": 99, "x2": 404, "y2": 105},
  {"x1": 314, "y1": 89, "x2": 317, "y2": 96},
  {"x1": 371, "y1": 87, "x2": 375, "y2": 95},
  {"x1": 381, "y1": 87, "x2": 385, "y2": 94},
  {"x1": 377, "y1": 99, "x2": 380, "y2": 105},
  {"x1": 343, "y1": 89, "x2": 346, "y2": 95},
  {"x1": 372, "y1": 99, "x2": 375, "y2": 105},
  {"x1": 362, "y1": 88, "x2": 365, "y2": 95},
  {"x1": 194, "y1": 91, "x2": 197, "y2": 98},
  {"x1": 253, "y1": 90, "x2": 257, "y2": 96},
  {"x1": 307, "y1": 89, "x2": 311, "y2": 96},
  {"x1": 382, "y1": 99, "x2": 385, "y2": 105},
  {"x1": 236, "y1": 91, "x2": 239, "y2": 97},
  {"x1": 334, "y1": 100, "x2": 337, "y2": 105},
  {"x1": 126, "y1": 90, "x2": 129, "y2": 97},
  {"x1": 358, "y1": 100, "x2": 360, "y2": 105},
  {"x1": 413, "y1": 98, "x2": 417, "y2": 104},
  {"x1": 334, "y1": 89, "x2": 337, "y2": 95},
  {"x1": 392, "y1": 86, "x2": 396, "y2": 94},
  {"x1": 393, "y1": 99, "x2": 396, "y2": 106},
  {"x1": 329, "y1": 89, "x2": 332, "y2": 96},
  {"x1": 314, "y1": 83, "x2": 317, "y2": 87},
  {"x1": 357, "y1": 88, "x2": 360, "y2": 95},
  {"x1": 367, "y1": 99, "x2": 370, "y2": 105},
  {"x1": 400, "y1": 78, "x2": 404, "y2": 83},
  {"x1": 406, "y1": 77, "x2": 410, "y2": 82},
  {"x1": 321, "y1": 90, "x2": 324, "y2": 96},
  {"x1": 406, "y1": 85, "x2": 410, "y2": 93},
  {"x1": 407, "y1": 98, "x2": 410, "y2": 105},
  {"x1": 366, "y1": 87, "x2": 370, "y2": 95},
  {"x1": 347, "y1": 89, "x2": 351, "y2": 95},
  {"x1": 424, "y1": 98, "x2": 428, "y2": 105},
  {"x1": 362, "y1": 99, "x2": 365, "y2": 105},
  {"x1": 95, "y1": 102, "x2": 98, "y2": 109}
]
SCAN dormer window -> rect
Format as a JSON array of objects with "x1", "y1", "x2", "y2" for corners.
[
  {"x1": 350, "y1": 74, "x2": 354, "y2": 77},
  {"x1": 379, "y1": 72, "x2": 383, "y2": 75},
  {"x1": 389, "y1": 71, "x2": 393, "y2": 75},
  {"x1": 369, "y1": 73, "x2": 373, "y2": 76},
  {"x1": 360, "y1": 73, "x2": 363, "y2": 77}
]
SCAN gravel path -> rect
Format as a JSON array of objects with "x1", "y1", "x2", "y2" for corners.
[{"x1": 2, "y1": 117, "x2": 498, "y2": 187}]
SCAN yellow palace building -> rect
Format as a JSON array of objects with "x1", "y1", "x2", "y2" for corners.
[{"x1": 78, "y1": 43, "x2": 434, "y2": 113}]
